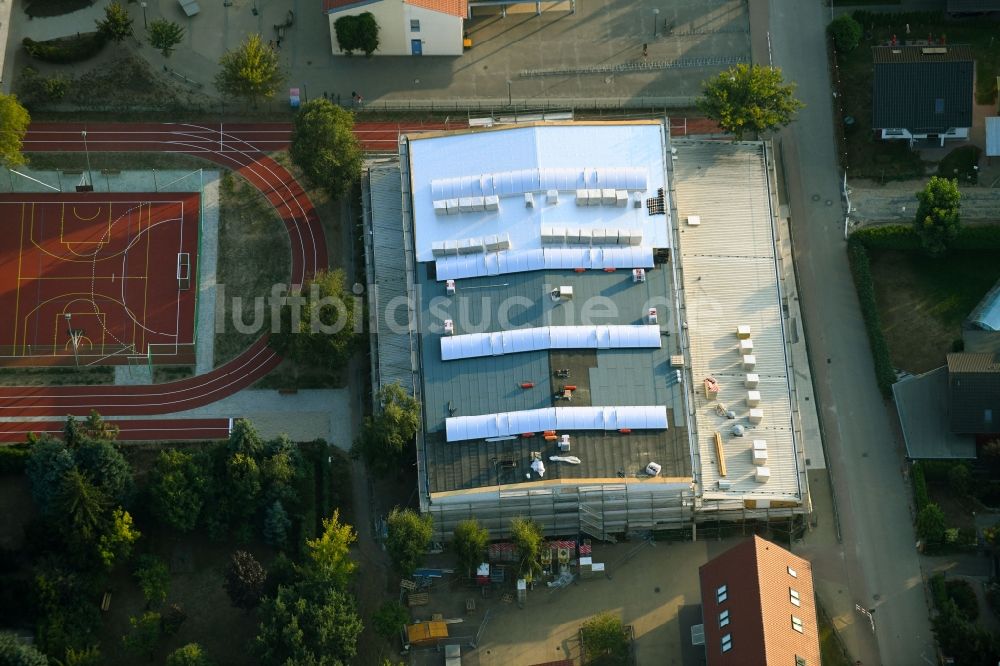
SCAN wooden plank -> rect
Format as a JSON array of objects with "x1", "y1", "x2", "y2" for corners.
[{"x1": 714, "y1": 431, "x2": 727, "y2": 477}]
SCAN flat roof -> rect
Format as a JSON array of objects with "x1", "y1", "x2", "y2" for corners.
[
  {"x1": 672, "y1": 140, "x2": 802, "y2": 502},
  {"x1": 406, "y1": 122, "x2": 671, "y2": 263}
]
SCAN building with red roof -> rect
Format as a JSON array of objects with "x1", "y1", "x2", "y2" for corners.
[{"x1": 698, "y1": 535, "x2": 820, "y2": 666}]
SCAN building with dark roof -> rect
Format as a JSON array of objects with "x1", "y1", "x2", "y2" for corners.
[
  {"x1": 947, "y1": 352, "x2": 1000, "y2": 434},
  {"x1": 872, "y1": 45, "x2": 974, "y2": 146},
  {"x1": 363, "y1": 120, "x2": 811, "y2": 541},
  {"x1": 324, "y1": 0, "x2": 467, "y2": 56},
  {"x1": 698, "y1": 536, "x2": 820, "y2": 666}
]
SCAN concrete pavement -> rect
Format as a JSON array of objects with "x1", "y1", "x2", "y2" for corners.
[{"x1": 759, "y1": 0, "x2": 935, "y2": 664}]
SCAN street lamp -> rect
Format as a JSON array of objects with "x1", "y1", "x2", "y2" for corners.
[
  {"x1": 81, "y1": 130, "x2": 93, "y2": 189},
  {"x1": 505, "y1": 79, "x2": 512, "y2": 106},
  {"x1": 653, "y1": 8, "x2": 660, "y2": 38},
  {"x1": 140, "y1": 1, "x2": 147, "y2": 28}
]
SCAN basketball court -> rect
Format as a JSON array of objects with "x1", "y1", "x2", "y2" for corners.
[{"x1": 0, "y1": 192, "x2": 200, "y2": 366}]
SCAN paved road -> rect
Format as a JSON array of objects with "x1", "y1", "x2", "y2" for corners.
[{"x1": 763, "y1": 1, "x2": 936, "y2": 664}]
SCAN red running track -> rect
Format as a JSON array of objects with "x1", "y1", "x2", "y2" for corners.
[
  {"x1": 1, "y1": 121, "x2": 450, "y2": 424},
  {"x1": 0, "y1": 417, "x2": 232, "y2": 442}
]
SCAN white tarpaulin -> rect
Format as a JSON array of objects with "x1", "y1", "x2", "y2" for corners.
[
  {"x1": 440, "y1": 325, "x2": 661, "y2": 360},
  {"x1": 436, "y1": 247, "x2": 654, "y2": 280},
  {"x1": 445, "y1": 406, "x2": 668, "y2": 442},
  {"x1": 431, "y1": 167, "x2": 648, "y2": 202}
]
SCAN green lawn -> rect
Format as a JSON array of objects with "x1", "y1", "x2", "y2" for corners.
[
  {"x1": 213, "y1": 172, "x2": 291, "y2": 366},
  {"x1": 833, "y1": 11, "x2": 1000, "y2": 180},
  {"x1": 870, "y1": 249, "x2": 1000, "y2": 372}
]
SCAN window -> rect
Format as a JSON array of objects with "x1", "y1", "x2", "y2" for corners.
[
  {"x1": 790, "y1": 588, "x2": 801, "y2": 607},
  {"x1": 717, "y1": 584, "x2": 728, "y2": 603},
  {"x1": 986, "y1": 409, "x2": 994, "y2": 425},
  {"x1": 410, "y1": 19, "x2": 420, "y2": 31},
  {"x1": 791, "y1": 615, "x2": 804, "y2": 633},
  {"x1": 935, "y1": 98, "x2": 945, "y2": 114},
  {"x1": 795, "y1": 657, "x2": 807, "y2": 666},
  {"x1": 721, "y1": 633, "x2": 732, "y2": 653},
  {"x1": 719, "y1": 610, "x2": 730, "y2": 627},
  {"x1": 787, "y1": 566, "x2": 797, "y2": 578}
]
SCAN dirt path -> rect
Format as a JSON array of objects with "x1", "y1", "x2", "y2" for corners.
[{"x1": 850, "y1": 179, "x2": 1000, "y2": 224}]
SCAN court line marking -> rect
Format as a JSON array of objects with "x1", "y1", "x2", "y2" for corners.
[{"x1": 12, "y1": 203, "x2": 26, "y2": 350}]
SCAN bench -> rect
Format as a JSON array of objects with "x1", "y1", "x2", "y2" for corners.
[{"x1": 101, "y1": 591, "x2": 112, "y2": 612}]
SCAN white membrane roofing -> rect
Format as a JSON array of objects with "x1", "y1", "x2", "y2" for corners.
[
  {"x1": 440, "y1": 324, "x2": 662, "y2": 360},
  {"x1": 445, "y1": 405, "x2": 669, "y2": 442},
  {"x1": 407, "y1": 123, "x2": 670, "y2": 263},
  {"x1": 673, "y1": 141, "x2": 802, "y2": 502}
]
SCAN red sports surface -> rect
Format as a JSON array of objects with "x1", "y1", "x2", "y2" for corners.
[{"x1": 0, "y1": 192, "x2": 199, "y2": 366}]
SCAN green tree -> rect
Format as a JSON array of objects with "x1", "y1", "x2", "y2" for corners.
[
  {"x1": 225, "y1": 452, "x2": 262, "y2": 522},
  {"x1": 0, "y1": 93, "x2": 29, "y2": 169},
  {"x1": 918, "y1": 503, "x2": 947, "y2": 545},
  {"x1": 25, "y1": 435, "x2": 75, "y2": 515},
  {"x1": 63, "y1": 415, "x2": 83, "y2": 448},
  {"x1": 224, "y1": 550, "x2": 267, "y2": 610},
  {"x1": 305, "y1": 509, "x2": 357, "y2": 587},
  {"x1": 134, "y1": 555, "x2": 171, "y2": 608},
  {"x1": 166, "y1": 643, "x2": 212, "y2": 666},
  {"x1": 697, "y1": 64, "x2": 804, "y2": 140},
  {"x1": 148, "y1": 449, "x2": 207, "y2": 532},
  {"x1": 914, "y1": 176, "x2": 961, "y2": 257},
  {"x1": 452, "y1": 518, "x2": 489, "y2": 576},
  {"x1": 122, "y1": 612, "x2": 162, "y2": 661},
  {"x1": 371, "y1": 600, "x2": 408, "y2": 641},
  {"x1": 215, "y1": 33, "x2": 283, "y2": 106},
  {"x1": 270, "y1": 269, "x2": 360, "y2": 373},
  {"x1": 97, "y1": 506, "x2": 141, "y2": 568},
  {"x1": 510, "y1": 517, "x2": 543, "y2": 578},
  {"x1": 948, "y1": 463, "x2": 971, "y2": 497},
  {"x1": 255, "y1": 583, "x2": 362, "y2": 665},
  {"x1": 828, "y1": 14, "x2": 862, "y2": 52},
  {"x1": 148, "y1": 18, "x2": 184, "y2": 57},
  {"x1": 333, "y1": 12, "x2": 380, "y2": 56},
  {"x1": 95, "y1": 1, "x2": 134, "y2": 43},
  {"x1": 263, "y1": 500, "x2": 291, "y2": 548},
  {"x1": 83, "y1": 410, "x2": 119, "y2": 441},
  {"x1": 0, "y1": 631, "x2": 49, "y2": 666},
  {"x1": 74, "y1": 437, "x2": 131, "y2": 503},
  {"x1": 228, "y1": 419, "x2": 264, "y2": 459},
  {"x1": 56, "y1": 645, "x2": 103, "y2": 666},
  {"x1": 581, "y1": 612, "x2": 629, "y2": 666},
  {"x1": 289, "y1": 99, "x2": 363, "y2": 199},
  {"x1": 351, "y1": 382, "x2": 420, "y2": 478},
  {"x1": 261, "y1": 438, "x2": 301, "y2": 505},
  {"x1": 385, "y1": 508, "x2": 432, "y2": 576},
  {"x1": 56, "y1": 468, "x2": 109, "y2": 546}
]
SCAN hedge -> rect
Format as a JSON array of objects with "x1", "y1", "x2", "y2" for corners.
[
  {"x1": 850, "y1": 225, "x2": 920, "y2": 251},
  {"x1": 952, "y1": 225, "x2": 1000, "y2": 250},
  {"x1": 912, "y1": 461, "x2": 929, "y2": 512},
  {"x1": 0, "y1": 444, "x2": 30, "y2": 474},
  {"x1": 847, "y1": 237, "x2": 897, "y2": 396},
  {"x1": 23, "y1": 32, "x2": 107, "y2": 64}
]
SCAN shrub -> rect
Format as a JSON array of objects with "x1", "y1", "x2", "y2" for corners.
[
  {"x1": 581, "y1": 612, "x2": 629, "y2": 666},
  {"x1": 930, "y1": 572, "x2": 948, "y2": 609},
  {"x1": 0, "y1": 444, "x2": 29, "y2": 474},
  {"x1": 948, "y1": 464, "x2": 971, "y2": 496},
  {"x1": 847, "y1": 237, "x2": 896, "y2": 396},
  {"x1": 917, "y1": 503, "x2": 947, "y2": 545},
  {"x1": 828, "y1": 15, "x2": 862, "y2": 52},
  {"x1": 23, "y1": 33, "x2": 107, "y2": 64},
  {"x1": 945, "y1": 579, "x2": 980, "y2": 621},
  {"x1": 333, "y1": 12, "x2": 379, "y2": 56},
  {"x1": 912, "y1": 462, "x2": 929, "y2": 512}
]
